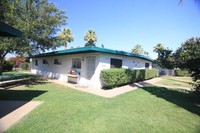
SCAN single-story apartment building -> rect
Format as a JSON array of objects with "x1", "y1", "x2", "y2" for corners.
[{"x1": 30, "y1": 46, "x2": 153, "y2": 89}]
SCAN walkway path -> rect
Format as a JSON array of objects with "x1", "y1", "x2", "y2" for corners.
[
  {"x1": 0, "y1": 101, "x2": 42, "y2": 133},
  {"x1": 49, "y1": 77, "x2": 161, "y2": 98}
]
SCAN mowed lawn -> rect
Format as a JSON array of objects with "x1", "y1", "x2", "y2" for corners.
[
  {"x1": 155, "y1": 76, "x2": 193, "y2": 89},
  {"x1": 0, "y1": 78, "x2": 200, "y2": 133}
]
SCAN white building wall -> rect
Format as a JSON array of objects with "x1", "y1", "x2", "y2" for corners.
[
  {"x1": 31, "y1": 52, "x2": 152, "y2": 89},
  {"x1": 31, "y1": 53, "x2": 102, "y2": 89},
  {"x1": 96, "y1": 53, "x2": 152, "y2": 70}
]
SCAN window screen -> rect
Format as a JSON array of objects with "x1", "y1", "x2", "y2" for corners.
[
  {"x1": 145, "y1": 63, "x2": 149, "y2": 68},
  {"x1": 110, "y1": 58, "x2": 122, "y2": 68},
  {"x1": 42, "y1": 59, "x2": 48, "y2": 64},
  {"x1": 35, "y1": 60, "x2": 38, "y2": 66},
  {"x1": 72, "y1": 58, "x2": 81, "y2": 69},
  {"x1": 54, "y1": 59, "x2": 62, "y2": 65}
]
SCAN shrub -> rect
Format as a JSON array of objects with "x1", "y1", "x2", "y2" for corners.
[
  {"x1": 100, "y1": 68, "x2": 133, "y2": 88},
  {"x1": 100, "y1": 68, "x2": 158, "y2": 89},
  {"x1": 22, "y1": 62, "x2": 29, "y2": 70},
  {"x1": 174, "y1": 69, "x2": 189, "y2": 76},
  {"x1": 133, "y1": 69, "x2": 158, "y2": 82},
  {"x1": 2, "y1": 60, "x2": 13, "y2": 72}
]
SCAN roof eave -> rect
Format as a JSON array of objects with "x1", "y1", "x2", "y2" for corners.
[
  {"x1": 0, "y1": 22, "x2": 23, "y2": 37},
  {"x1": 30, "y1": 46, "x2": 153, "y2": 62}
]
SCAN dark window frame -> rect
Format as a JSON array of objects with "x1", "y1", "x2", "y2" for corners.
[
  {"x1": 72, "y1": 58, "x2": 81, "y2": 69},
  {"x1": 54, "y1": 59, "x2": 62, "y2": 65},
  {"x1": 110, "y1": 58, "x2": 122, "y2": 68},
  {"x1": 145, "y1": 63, "x2": 150, "y2": 69},
  {"x1": 35, "y1": 60, "x2": 38, "y2": 66},
  {"x1": 42, "y1": 59, "x2": 48, "y2": 64}
]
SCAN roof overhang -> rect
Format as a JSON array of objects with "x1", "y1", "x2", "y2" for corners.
[
  {"x1": 30, "y1": 46, "x2": 154, "y2": 62},
  {"x1": 0, "y1": 22, "x2": 23, "y2": 37}
]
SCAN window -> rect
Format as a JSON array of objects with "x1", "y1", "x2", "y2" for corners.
[
  {"x1": 145, "y1": 63, "x2": 149, "y2": 69},
  {"x1": 35, "y1": 60, "x2": 38, "y2": 66},
  {"x1": 110, "y1": 58, "x2": 122, "y2": 68},
  {"x1": 54, "y1": 59, "x2": 62, "y2": 65},
  {"x1": 42, "y1": 59, "x2": 48, "y2": 64},
  {"x1": 72, "y1": 58, "x2": 81, "y2": 69}
]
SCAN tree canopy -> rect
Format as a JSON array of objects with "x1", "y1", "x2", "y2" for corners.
[
  {"x1": 59, "y1": 28, "x2": 74, "y2": 49},
  {"x1": 174, "y1": 37, "x2": 200, "y2": 92},
  {"x1": 153, "y1": 43, "x2": 174, "y2": 69},
  {"x1": 174, "y1": 38, "x2": 200, "y2": 68},
  {"x1": 0, "y1": 0, "x2": 67, "y2": 74},
  {"x1": 84, "y1": 30, "x2": 97, "y2": 46},
  {"x1": 1, "y1": 0, "x2": 67, "y2": 54},
  {"x1": 131, "y1": 44, "x2": 149, "y2": 55}
]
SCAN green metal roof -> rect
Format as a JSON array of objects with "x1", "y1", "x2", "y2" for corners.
[
  {"x1": 0, "y1": 22, "x2": 23, "y2": 37},
  {"x1": 31, "y1": 46, "x2": 153, "y2": 62}
]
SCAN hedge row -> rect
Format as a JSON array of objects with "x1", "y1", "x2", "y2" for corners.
[
  {"x1": 100, "y1": 68, "x2": 158, "y2": 88},
  {"x1": 174, "y1": 69, "x2": 189, "y2": 76},
  {"x1": 133, "y1": 69, "x2": 158, "y2": 82},
  {"x1": 0, "y1": 74, "x2": 30, "y2": 81}
]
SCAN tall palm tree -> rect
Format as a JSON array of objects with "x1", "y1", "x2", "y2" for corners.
[
  {"x1": 153, "y1": 43, "x2": 164, "y2": 53},
  {"x1": 59, "y1": 28, "x2": 74, "y2": 49},
  {"x1": 84, "y1": 30, "x2": 97, "y2": 46}
]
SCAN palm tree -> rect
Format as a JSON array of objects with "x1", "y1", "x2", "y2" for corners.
[
  {"x1": 84, "y1": 30, "x2": 97, "y2": 46},
  {"x1": 153, "y1": 43, "x2": 164, "y2": 53},
  {"x1": 131, "y1": 44, "x2": 149, "y2": 55},
  {"x1": 59, "y1": 28, "x2": 74, "y2": 49}
]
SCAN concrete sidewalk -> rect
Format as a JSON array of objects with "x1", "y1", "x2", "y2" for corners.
[
  {"x1": 49, "y1": 77, "x2": 161, "y2": 98},
  {"x1": 0, "y1": 101, "x2": 42, "y2": 133}
]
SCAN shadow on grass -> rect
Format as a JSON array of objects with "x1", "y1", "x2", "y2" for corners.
[
  {"x1": 142, "y1": 86, "x2": 200, "y2": 116},
  {"x1": 0, "y1": 90, "x2": 47, "y2": 101},
  {"x1": 0, "y1": 90, "x2": 46, "y2": 118},
  {"x1": 0, "y1": 75, "x2": 50, "y2": 89}
]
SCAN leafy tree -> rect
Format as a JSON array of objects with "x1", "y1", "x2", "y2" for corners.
[
  {"x1": 174, "y1": 38, "x2": 200, "y2": 68},
  {"x1": 175, "y1": 37, "x2": 200, "y2": 92},
  {"x1": 0, "y1": 0, "x2": 9, "y2": 21},
  {"x1": 0, "y1": 0, "x2": 67, "y2": 74},
  {"x1": 131, "y1": 44, "x2": 149, "y2": 55},
  {"x1": 2, "y1": 60, "x2": 13, "y2": 72},
  {"x1": 8, "y1": 56, "x2": 25, "y2": 68},
  {"x1": 153, "y1": 43, "x2": 174, "y2": 69},
  {"x1": 84, "y1": 30, "x2": 97, "y2": 46},
  {"x1": 59, "y1": 28, "x2": 74, "y2": 49}
]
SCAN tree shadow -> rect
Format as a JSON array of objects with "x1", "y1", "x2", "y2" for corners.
[
  {"x1": 0, "y1": 90, "x2": 47, "y2": 118},
  {"x1": 0, "y1": 75, "x2": 49, "y2": 89},
  {"x1": 0, "y1": 90, "x2": 47, "y2": 101},
  {"x1": 141, "y1": 86, "x2": 200, "y2": 116}
]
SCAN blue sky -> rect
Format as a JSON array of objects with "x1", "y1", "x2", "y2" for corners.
[{"x1": 8, "y1": 0, "x2": 200, "y2": 59}]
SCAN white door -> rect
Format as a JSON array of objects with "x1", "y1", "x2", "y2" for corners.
[{"x1": 86, "y1": 57, "x2": 96, "y2": 79}]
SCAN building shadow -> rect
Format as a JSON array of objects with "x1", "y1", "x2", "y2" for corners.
[
  {"x1": 141, "y1": 86, "x2": 200, "y2": 116},
  {"x1": 0, "y1": 90, "x2": 47, "y2": 118}
]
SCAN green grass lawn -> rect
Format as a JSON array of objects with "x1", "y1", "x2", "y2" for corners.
[
  {"x1": 0, "y1": 80, "x2": 200, "y2": 133},
  {"x1": 155, "y1": 76, "x2": 193, "y2": 89}
]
